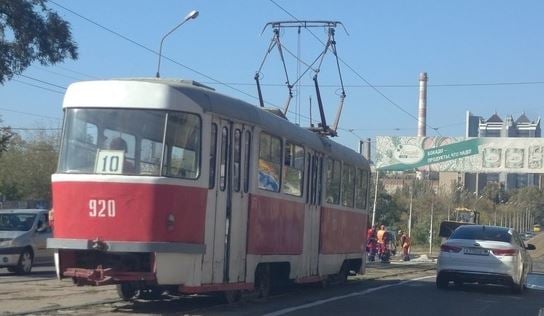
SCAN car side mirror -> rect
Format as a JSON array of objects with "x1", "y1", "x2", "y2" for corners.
[
  {"x1": 526, "y1": 243, "x2": 536, "y2": 250},
  {"x1": 36, "y1": 222, "x2": 48, "y2": 233}
]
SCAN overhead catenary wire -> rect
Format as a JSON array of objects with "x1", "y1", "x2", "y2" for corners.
[
  {"x1": 36, "y1": 1, "x2": 526, "y2": 140},
  {"x1": 49, "y1": 0, "x2": 282, "y2": 110},
  {"x1": 268, "y1": 0, "x2": 443, "y2": 136},
  {"x1": 0, "y1": 107, "x2": 62, "y2": 121}
]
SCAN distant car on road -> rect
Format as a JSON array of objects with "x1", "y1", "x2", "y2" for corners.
[
  {"x1": 437, "y1": 225, "x2": 535, "y2": 294},
  {"x1": 0, "y1": 209, "x2": 53, "y2": 274}
]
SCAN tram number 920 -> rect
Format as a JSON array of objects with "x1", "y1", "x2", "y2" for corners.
[{"x1": 89, "y1": 199, "x2": 116, "y2": 217}]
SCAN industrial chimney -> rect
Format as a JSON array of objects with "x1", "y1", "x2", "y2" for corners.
[
  {"x1": 359, "y1": 138, "x2": 372, "y2": 161},
  {"x1": 417, "y1": 72, "x2": 428, "y2": 137}
]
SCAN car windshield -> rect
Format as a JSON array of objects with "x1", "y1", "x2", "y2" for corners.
[
  {"x1": 450, "y1": 226, "x2": 512, "y2": 243},
  {"x1": 0, "y1": 214, "x2": 36, "y2": 232}
]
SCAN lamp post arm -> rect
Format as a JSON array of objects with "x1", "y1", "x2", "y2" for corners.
[
  {"x1": 155, "y1": 10, "x2": 198, "y2": 78},
  {"x1": 156, "y1": 19, "x2": 190, "y2": 78}
]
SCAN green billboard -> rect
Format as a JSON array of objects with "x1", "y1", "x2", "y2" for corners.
[{"x1": 376, "y1": 136, "x2": 544, "y2": 173}]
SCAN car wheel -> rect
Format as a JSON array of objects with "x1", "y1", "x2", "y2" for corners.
[
  {"x1": 511, "y1": 281, "x2": 524, "y2": 294},
  {"x1": 14, "y1": 249, "x2": 33, "y2": 275},
  {"x1": 436, "y1": 274, "x2": 449, "y2": 289},
  {"x1": 511, "y1": 272, "x2": 526, "y2": 294}
]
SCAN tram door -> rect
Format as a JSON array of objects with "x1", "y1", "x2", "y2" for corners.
[
  {"x1": 209, "y1": 118, "x2": 249, "y2": 284},
  {"x1": 306, "y1": 152, "x2": 323, "y2": 275}
]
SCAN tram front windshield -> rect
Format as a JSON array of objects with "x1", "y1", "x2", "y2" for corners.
[{"x1": 58, "y1": 108, "x2": 201, "y2": 178}]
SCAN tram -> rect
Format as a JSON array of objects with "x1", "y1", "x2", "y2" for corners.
[{"x1": 47, "y1": 78, "x2": 371, "y2": 301}]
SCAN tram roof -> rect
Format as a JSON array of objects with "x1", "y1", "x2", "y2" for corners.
[{"x1": 64, "y1": 78, "x2": 369, "y2": 168}]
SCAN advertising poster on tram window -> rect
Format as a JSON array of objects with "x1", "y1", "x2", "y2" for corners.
[{"x1": 375, "y1": 136, "x2": 544, "y2": 173}]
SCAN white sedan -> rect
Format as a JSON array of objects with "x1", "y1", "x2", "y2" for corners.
[{"x1": 436, "y1": 225, "x2": 535, "y2": 294}]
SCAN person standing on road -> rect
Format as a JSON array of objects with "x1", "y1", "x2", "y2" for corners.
[
  {"x1": 366, "y1": 225, "x2": 377, "y2": 262},
  {"x1": 400, "y1": 231, "x2": 411, "y2": 261},
  {"x1": 376, "y1": 225, "x2": 387, "y2": 261}
]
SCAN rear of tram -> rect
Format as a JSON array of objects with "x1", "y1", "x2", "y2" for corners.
[{"x1": 47, "y1": 80, "x2": 207, "y2": 299}]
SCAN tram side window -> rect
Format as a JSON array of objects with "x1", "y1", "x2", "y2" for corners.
[
  {"x1": 306, "y1": 153, "x2": 312, "y2": 203},
  {"x1": 316, "y1": 156, "x2": 323, "y2": 204},
  {"x1": 233, "y1": 129, "x2": 242, "y2": 192},
  {"x1": 325, "y1": 158, "x2": 341, "y2": 204},
  {"x1": 355, "y1": 168, "x2": 364, "y2": 209},
  {"x1": 220, "y1": 127, "x2": 228, "y2": 191},
  {"x1": 361, "y1": 169, "x2": 369, "y2": 209},
  {"x1": 164, "y1": 113, "x2": 201, "y2": 179},
  {"x1": 282, "y1": 142, "x2": 304, "y2": 196},
  {"x1": 341, "y1": 164, "x2": 355, "y2": 208},
  {"x1": 243, "y1": 130, "x2": 251, "y2": 193},
  {"x1": 209, "y1": 124, "x2": 218, "y2": 189},
  {"x1": 258, "y1": 132, "x2": 281, "y2": 192}
]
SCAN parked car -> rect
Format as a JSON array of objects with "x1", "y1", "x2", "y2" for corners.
[
  {"x1": 436, "y1": 225, "x2": 535, "y2": 294},
  {"x1": 523, "y1": 231, "x2": 535, "y2": 240},
  {"x1": 0, "y1": 209, "x2": 53, "y2": 274}
]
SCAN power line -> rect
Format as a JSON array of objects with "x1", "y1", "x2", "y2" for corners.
[
  {"x1": 198, "y1": 80, "x2": 544, "y2": 89},
  {"x1": 10, "y1": 127, "x2": 61, "y2": 131},
  {"x1": 48, "y1": 0, "x2": 281, "y2": 109},
  {"x1": 55, "y1": 65, "x2": 101, "y2": 80},
  {"x1": 0, "y1": 107, "x2": 62, "y2": 121},
  {"x1": 19, "y1": 74, "x2": 67, "y2": 90},
  {"x1": 36, "y1": 66, "x2": 85, "y2": 82},
  {"x1": 10, "y1": 79, "x2": 65, "y2": 95}
]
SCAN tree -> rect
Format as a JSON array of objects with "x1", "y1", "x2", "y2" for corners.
[
  {"x1": 0, "y1": 129, "x2": 58, "y2": 201},
  {"x1": 0, "y1": 0, "x2": 78, "y2": 84},
  {"x1": 0, "y1": 116, "x2": 14, "y2": 154}
]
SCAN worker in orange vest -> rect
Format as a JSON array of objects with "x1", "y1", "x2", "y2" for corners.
[{"x1": 400, "y1": 231, "x2": 410, "y2": 261}]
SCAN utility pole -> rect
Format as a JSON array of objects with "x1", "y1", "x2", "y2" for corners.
[
  {"x1": 371, "y1": 170, "x2": 379, "y2": 227},
  {"x1": 408, "y1": 187, "x2": 413, "y2": 238},
  {"x1": 429, "y1": 191, "x2": 434, "y2": 255}
]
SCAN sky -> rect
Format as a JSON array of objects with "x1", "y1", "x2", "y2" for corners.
[{"x1": 1, "y1": 0, "x2": 544, "y2": 153}]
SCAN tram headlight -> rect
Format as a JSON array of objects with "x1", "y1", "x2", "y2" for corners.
[{"x1": 167, "y1": 213, "x2": 175, "y2": 231}]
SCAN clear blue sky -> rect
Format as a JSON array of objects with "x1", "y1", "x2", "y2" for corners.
[{"x1": 2, "y1": 0, "x2": 543, "y2": 152}]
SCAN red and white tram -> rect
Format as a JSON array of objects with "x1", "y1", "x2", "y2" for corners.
[{"x1": 47, "y1": 78, "x2": 371, "y2": 300}]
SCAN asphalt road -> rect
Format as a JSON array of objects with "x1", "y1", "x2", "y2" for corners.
[{"x1": 2, "y1": 238, "x2": 544, "y2": 315}]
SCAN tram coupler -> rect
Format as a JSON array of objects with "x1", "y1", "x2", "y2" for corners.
[{"x1": 63, "y1": 266, "x2": 156, "y2": 286}]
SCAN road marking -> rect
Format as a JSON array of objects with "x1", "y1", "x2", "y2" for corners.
[{"x1": 263, "y1": 275, "x2": 435, "y2": 316}]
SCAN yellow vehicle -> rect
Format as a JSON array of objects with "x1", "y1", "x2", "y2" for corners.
[
  {"x1": 534, "y1": 224, "x2": 541, "y2": 232},
  {"x1": 439, "y1": 208, "x2": 480, "y2": 241}
]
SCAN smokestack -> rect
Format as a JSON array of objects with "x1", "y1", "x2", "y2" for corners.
[
  {"x1": 417, "y1": 72, "x2": 428, "y2": 137},
  {"x1": 359, "y1": 138, "x2": 372, "y2": 161}
]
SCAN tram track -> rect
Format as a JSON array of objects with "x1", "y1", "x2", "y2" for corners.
[
  {"x1": 4, "y1": 263, "x2": 435, "y2": 315},
  {"x1": 0, "y1": 276, "x2": 54, "y2": 285}
]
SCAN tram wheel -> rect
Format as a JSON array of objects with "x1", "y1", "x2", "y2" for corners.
[
  {"x1": 116, "y1": 283, "x2": 138, "y2": 301},
  {"x1": 337, "y1": 263, "x2": 350, "y2": 284},
  {"x1": 138, "y1": 287, "x2": 164, "y2": 300},
  {"x1": 223, "y1": 290, "x2": 242, "y2": 304},
  {"x1": 255, "y1": 264, "x2": 271, "y2": 298}
]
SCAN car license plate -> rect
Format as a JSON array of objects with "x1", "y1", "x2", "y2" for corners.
[{"x1": 464, "y1": 248, "x2": 489, "y2": 255}]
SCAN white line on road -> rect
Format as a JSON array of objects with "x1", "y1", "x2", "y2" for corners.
[{"x1": 263, "y1": 275, "x2": 435, "y2": 316}]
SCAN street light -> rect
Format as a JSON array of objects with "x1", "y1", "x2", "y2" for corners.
[{"x1": 156, "y1": 10, "x2": 199, "y2": 78}]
